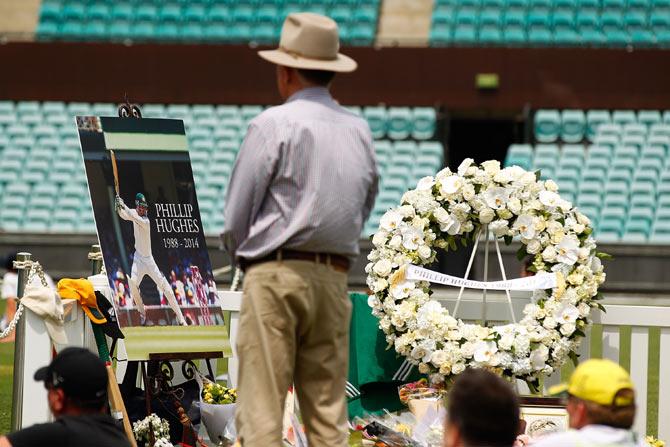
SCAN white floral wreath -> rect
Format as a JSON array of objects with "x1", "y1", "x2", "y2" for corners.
[{"x1": 366, "y1": 159, "x2": 607, "y2": 389}]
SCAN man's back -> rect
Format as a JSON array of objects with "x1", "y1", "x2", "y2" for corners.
[
  {"x1": 532, "y1": 424, "x2": 645, "y2": 447},
  {"x1": 224, "y1": 86, "x2": 378, "y2": 261},
  {"x1": 6, "y1": 414, "x2": 131, "y2": 447}
]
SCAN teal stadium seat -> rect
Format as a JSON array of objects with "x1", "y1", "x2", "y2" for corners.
[
  {"x1": 363, "y1": 106, "x2": 387, "y2": 139},
  {"x1": 412, "y1": 108, "x2": 436, "y2": 140},
  {"x1": 387, "y1": 107, "x2": 412, "y2": 140},
  {"x1": 561, "y1": 110, "x2": 586, "y2": 142},
  {"x1": 534, "y1": 110, "x2": 561, "y2": 143}
]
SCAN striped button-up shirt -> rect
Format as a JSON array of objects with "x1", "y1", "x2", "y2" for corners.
[{"x1": 222, "y1": 87, "x2": 378, "y2": 262}]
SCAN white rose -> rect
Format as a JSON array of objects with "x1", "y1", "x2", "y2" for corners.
[
  {"x1": 497, "y1": 208, "x2": 513, "y2": 220},
  {"x1": 372, "y1": 231, "x2": 389, "y2": 247},
  {"x1": 481, "y1": 160, "x2": 501, "y2": 175},
  {"x1": 418, "y1": 245, "x2": 432, "y2": 260},
  {"x1": 457, "y1": 158, "x2": 474, "y2": 176},
  {"x1": 507, "y1": 197, "x2": 522, "y2": 214},
  {"x1": 462, "y1": 183, "x2": 476, "y2": 201},
  {"x1": 440, "y1": 175, "x2": 464, "y2": 196},
  {"x1": 543, "y1": 317, "x2": 557, "y2": 329},
  {"x1": 545, "y1": 180, "x2": 559, "y2": 192},
  {"x1": 401, "y1": 226, "x2": 424, "y2": 251},
  {"x1": 560, "y1": 322, "x2": 576, "y2": 336},
  {"x1": 398, "y1": 205, "x2": 416, "y2": 218},
  {"x1": 434, "y1": 207, "x2": 461, "y2": 235},
  {"x1": 479, "y1": 208, "x2": 495, "y2": 224},
  {"x1": 493, "y1": 169, "x2": 512, "y2": 184},
  {"x1": 526, "y1": 239, "x2": 542, "y2": 254},
  {"x1": 452, "y1": 362, "x2": 466, "y2": 374},
  {"x1": 530, "y1": 344, "x2": 549, "y2": 370},
  {"x1": 489, "y1": 219, "x2": 510, "y2": 237},
  {"x1": 573, "y1": 223, "x2": 585, "y2": 234},
  {"x1": 373, "y1": 259, "x2": 393, "y2": 277},
  {"x1": 389, "y1": 234, "x2": 402, "y2": 250},
  {"x1": 370, "y1": 279, "x2": 388, "y2": 293},
  {"x1": 542, "y1": 246, "x2": 557, "y2": 263},
  {"x1": 367, "y1": 294, "x2": 381, "y2": 308},
  {"x1": 418, "y1": 363, "x2": 431, "y2": 374},
  {"x1": 416, "y1": 176, "x2": 435, "y2": 191},
  {"x1": 539, "y1": 190, "x2": 561, "y2": 208},
  {"x1": 430, "y1": 350, "x2": 449, "y2": 367}
]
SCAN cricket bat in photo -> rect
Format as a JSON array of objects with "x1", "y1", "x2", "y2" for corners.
[{"x1": 110, "y1": 149, "x2": 120, "y2": 196}]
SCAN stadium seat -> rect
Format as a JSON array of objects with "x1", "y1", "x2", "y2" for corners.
[
  {"x1": 412, "y1": 108, "x2": 436, "y2": 140},
  {"x1": 534, "y1": 110, "x2": 561, "y2": 142},
  {"x1": 561, "y1": 110, "x2": 586, "y2": 142},
  {"x1": 387, "y1": 107, "x2": 412, "y2": 140},
  {"x1": 363, "y1": 106, "x2": 388, "y2": 139}
]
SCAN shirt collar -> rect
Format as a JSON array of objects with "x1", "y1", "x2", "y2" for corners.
[{"x1": 286, "y1": 86, "x2": 332, "y2": 103}]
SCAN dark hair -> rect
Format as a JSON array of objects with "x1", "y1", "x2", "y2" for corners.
[
  {"x1": 576, "y1": 389, "x2": 636, "y2": 429},
  {"x1": 297, "y1": 69, "x2": 336, "y2": 86},
  {"x1": 447, "y1": 368, "x2": 520, "y2": 447}
]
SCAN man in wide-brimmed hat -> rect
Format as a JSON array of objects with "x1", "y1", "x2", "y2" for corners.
[{"x1": 223, "y1": 12, "x2": 378, "y2": 447}]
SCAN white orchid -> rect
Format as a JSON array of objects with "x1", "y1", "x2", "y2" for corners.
[
  {"x1": 473, "y1": 341, "x2": 498, "y2": 363},
  {"x1": 513, "y1": 214, "x2": 536, "y2": 239},
  {"x1": 556, "y1": 234, "x2": 580, "y2": 265},
  {"x1": 484, "y1": 187, "x2": 511, "y2": 209},
  {"x1": 539, "y1": 190, "x2": 561, "y2": 208}
]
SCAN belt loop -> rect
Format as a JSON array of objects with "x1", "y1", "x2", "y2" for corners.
[
  {"x1": 315, "y1": 252, "x2": 321, "y2": 264},
  {"x1": 277, "y1": 249, "x2": 283, "y2": 263},
  {"x1": 326, "y1": 254, "x2": 332, "y2": 266}
]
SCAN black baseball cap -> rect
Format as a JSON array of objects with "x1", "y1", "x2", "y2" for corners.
[{"x1": 34, "y1": 347, "x2": 108, "y2": 404}]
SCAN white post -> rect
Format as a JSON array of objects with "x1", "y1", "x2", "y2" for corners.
[{"x1": 218, "y1": 291, "x2": 242, "y2": 387}]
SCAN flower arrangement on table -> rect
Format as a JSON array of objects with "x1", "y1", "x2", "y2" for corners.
[
  {"x1": 365, "y1": 159, "x2": 607, "y2": 391},
  {"x1": 133, "y1": 413, "x2": 174, "y2": 447}
]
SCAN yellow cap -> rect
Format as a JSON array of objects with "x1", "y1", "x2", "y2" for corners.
[
  {"x1": 549, "y1": 359, "x2": 635, "y2": 407},
  {"x1": 58, "y1": 278, "x2": 107, "y2": 325}
]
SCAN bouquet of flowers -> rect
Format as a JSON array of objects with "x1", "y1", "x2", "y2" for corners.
[
  {"x1": 133, "y1": 413, "x2": 174, "y2": 447},
  {"x1": 201, "y1": 382, "x2": 237, "y2": 405},
  {"x1": 196, "y1": 376, "x2": 237, "y2": 445}
]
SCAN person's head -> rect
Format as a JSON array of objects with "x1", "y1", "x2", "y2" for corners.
[
  {"x1": 445, "y1": 368, "x2": 520, "y2": 447},
  {"x1": 135, "y1": 193, "x2": 148, "y2": 217},
  {"x1": 34, "y1": 347, "x2": 108, "y2": 418},
  {"x1": 3, "y1": 252, "x2": 17, "y2": 273},
  {"x1": 275, "y1": 66, "x2": 336, "y2": 101},
  {"x1": 550, "y1": 359, "x2": 636, "y2": 430},
  {"x1": 258, "y1": 12, "x2": 357, "y2": 100}
]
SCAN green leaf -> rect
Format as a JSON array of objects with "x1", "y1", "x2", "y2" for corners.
[
  {"x1": 557, "y1": 217, "x2": 565, "y2": 226},
  {"x1": 596, "y1": 252, "x2": 614, "y2": 261},
  {"x1": 593, "y1": 292, "x2": 604, "y2": 301},
  {"x1": 526, "y1": 378, "x2": 541, "y2": 395},
  {"x1": 569, "y1": 350, "x2": 580, "y2": 367},
  {"x1": 516, "y1": 245, "x2": 528, "y2": 262},
  {"x1": 460, "y1": 237, "x2": 469, "y2": 247},
  {"x1": 595, "y1": 302, "x2": 607, "y2": 312},
  {"x1": 535, "y1": 170, "x2": 542, "y2": 181},
  {"x1": 448, "y1": 235, "x2": 457, "y2": 251},
  {"x1": 573, "y1": 329, "x2": 586, "y2": 338},
  {"x1": 504, "y1": 235, "x2": 513, "y2": 245}
]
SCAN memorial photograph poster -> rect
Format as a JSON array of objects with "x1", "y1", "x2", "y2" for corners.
[{"x1": 76, "y1": 115, "x2": 229, "y2": 359}]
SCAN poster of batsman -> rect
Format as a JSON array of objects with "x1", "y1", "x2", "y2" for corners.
[{"x1": 75, "y1": 115, "x2": 225, "y2": 330}]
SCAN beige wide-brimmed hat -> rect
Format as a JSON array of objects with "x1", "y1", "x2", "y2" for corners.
[{"x1": 258, "y1": 12, "x2": 357, "y2": 73}]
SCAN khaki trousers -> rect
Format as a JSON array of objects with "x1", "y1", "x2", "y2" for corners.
[{"x1": 235, "y1": 260, "x2": 351, "y2": 446}]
